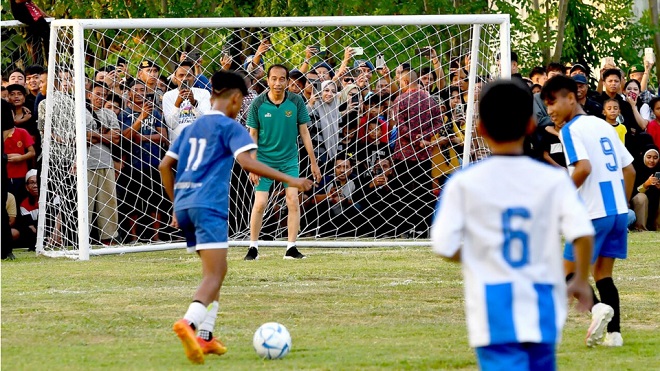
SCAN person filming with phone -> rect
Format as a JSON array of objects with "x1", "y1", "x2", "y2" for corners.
[
  {"x1": 162, "y1": 60, "x2": 211, "y2": 143},
  {"x1": 630, "y1": 145, "x2": 660, "y2": 231}
]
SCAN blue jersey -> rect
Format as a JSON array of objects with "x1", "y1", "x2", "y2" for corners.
[{"x1": 165, "y1": 111, "x2": 257, "y2": 215}]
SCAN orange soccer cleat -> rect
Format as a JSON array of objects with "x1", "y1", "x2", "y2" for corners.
[
  {"x1": 172, "y1": 319, "x2": 204, "y2": 364},
  {"x1": 197, "y1": 336, "x2": 228, "y2": 356}
]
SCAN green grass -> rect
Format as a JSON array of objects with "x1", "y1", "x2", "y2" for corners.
[{"x1": 2, "y1": 233, "x2": 659, "y2": 370}]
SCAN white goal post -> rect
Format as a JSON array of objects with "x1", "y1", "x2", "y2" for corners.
[{"x1": 40, "y1": 15, "x2": 510, "y2": 259}]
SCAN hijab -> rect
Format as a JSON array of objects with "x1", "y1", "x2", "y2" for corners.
[{"x1": 311, "y1": 80, "x2": 340, "y2": 159}]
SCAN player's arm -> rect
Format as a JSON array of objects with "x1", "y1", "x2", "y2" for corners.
[
  {"x1": 570, "y1": 159, "x2": 591, "y2": 188},
  {"x1": 431, "y1": 177, "x2": 464, "y2": 262},
  {"x1": 622, "y1": 163, "x2": 636, "y2": 201},
  {"x1": 159, "y1": 155, "x2": 177, "y2": 202},
  {"x1": 236, "y1": 151, "x2": 313, "y2": 191},
  {"x1": 298, "y1": 123, "x2": 322, "y2": 182},
  {"x1": 248, "y1": 128, "x2": 259, "y2": 160}
]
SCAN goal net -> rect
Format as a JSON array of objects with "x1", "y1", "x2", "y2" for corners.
[{"x1": 40, "y1": 15, "x2": 510, "y2": 259}]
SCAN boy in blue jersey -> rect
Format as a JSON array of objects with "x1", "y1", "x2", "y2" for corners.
[
  {"x1": 159, "y1": 71, "x2": 313, "y2": 364},
  {"x1": 542, "y1": 76, "x2": 636, "y2": 347},
  {"x1": 432, "y1": 79, "x2": 595, "y2": 371}
]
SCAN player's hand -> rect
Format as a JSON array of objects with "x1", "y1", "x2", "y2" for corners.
[
  {"x1": 289, "y1": 177, "x2": 314, "y2": 191},
  {"x1": 567, "y1": 277, "x2": 594, "y2": 313},
  {"x1": 170, "y1": 213, "x2": 179, "y2": 229},
  {"x1": 311, "y1": 163, "x2": 322, "y2": 183},
  {"x1": 249, "y1": 172, "x2": 260, "y2": 186}
]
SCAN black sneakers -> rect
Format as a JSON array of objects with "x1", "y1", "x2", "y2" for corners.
[
  {"x1": 284, "y1": 246, "x2": 306, "y2": 259},
  {"x1": 243, "y1": 246, "x2": 259, "y2": 261}
]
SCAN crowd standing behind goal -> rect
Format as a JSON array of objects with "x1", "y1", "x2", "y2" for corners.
[{"x1": 2, "y1": 39, "x2": 659, "y2": 259}]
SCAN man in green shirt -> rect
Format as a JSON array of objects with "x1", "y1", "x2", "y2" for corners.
[{"x1": 245, "y1": 64, "x2": 321, "y2": 260}]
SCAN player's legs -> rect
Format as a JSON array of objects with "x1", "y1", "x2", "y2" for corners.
[
  {"x1": 245, "y1": 191, "x2": 269, "y2": 260},
  {"x1": 525, "y1": 343, "x2": 556, "y2": 371},
  {"x1": 285, "y1": 186, "x2": 300, "y2": 244}
]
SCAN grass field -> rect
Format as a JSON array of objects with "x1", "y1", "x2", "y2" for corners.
[{"x1": 2, "y1": 232, "x2": 659, "y2": 370}]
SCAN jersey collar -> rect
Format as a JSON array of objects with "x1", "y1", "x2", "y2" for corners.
[{"x1": 207, "y1": 110, "x2": 226, "y2": 116}]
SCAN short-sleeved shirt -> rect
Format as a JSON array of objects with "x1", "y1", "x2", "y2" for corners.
[
  {"x1": 559, "y1": 114, "x2": 634, "y2": 219},
  {"x1": 610, "y1": 123, "x2": 627, "y2": 145},
  {"x1": 3, "y1": 127, "x2": 35, "y2": 179},
  {"x1": 86, "y1": 108, "x2": 120, "y2": 170},
  {"x1": 246, "y1": 92, "x2": 310, "y2": 164},
  {"x1": 6, "y1": 192, "x2": 17, "y2": 218},
  {"x1": 432, "y1": 156, "x2": 595, "y2": 347},
  {"x1": 166, "y1": 111, "x2": 257, "y2": 216},
  {"x1": 539, "y1": 130, "x2": 566, "y2": 168},
  {"x1": 120, "y1": 107, "x2": 165, "y2": 170}
]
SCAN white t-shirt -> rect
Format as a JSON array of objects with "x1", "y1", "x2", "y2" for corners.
[
  {"x1": 162, "y1": 87, "x2": 211, "y2": 142},
  {"x1": 559, "y1": 114, "x2": 634, "y2": 219},
  {"x1": 431, "y1": 156, "x2": 594, "y2": 348}
]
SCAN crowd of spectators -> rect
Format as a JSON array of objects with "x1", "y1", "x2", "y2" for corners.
[{"x1": 2, "y1": 40, "x2": 659, "y2": 256}]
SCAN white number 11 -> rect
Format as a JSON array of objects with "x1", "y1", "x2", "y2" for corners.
[{"x1": 185, "y1": 138, "x2": 207, "y2": 171}]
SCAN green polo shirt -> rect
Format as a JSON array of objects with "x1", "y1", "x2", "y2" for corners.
[{"x1": 246, "y1": 92, "x2": 310, "y2": 164}]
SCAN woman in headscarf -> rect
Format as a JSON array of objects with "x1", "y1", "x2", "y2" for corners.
[
  {"x1": 307, "y1": 80, "x2": 340, "y2": 169},
  {"x1": 630, "y1": 145, "x2": 660, "y2": 231}
]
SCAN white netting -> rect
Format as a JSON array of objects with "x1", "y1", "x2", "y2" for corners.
[
  {"x1": 40, "y1": 16, "x2": 508, "y2": 258},
  {"x1": 1, "y1": 19, "x2": 50, "y2": 75}
]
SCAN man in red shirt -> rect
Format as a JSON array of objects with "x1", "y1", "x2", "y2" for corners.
[{"x1": 3, "y1": 116, "x2": 35, "y2": 202}]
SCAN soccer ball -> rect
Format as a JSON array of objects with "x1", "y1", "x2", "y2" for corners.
[{"x1": 253, "y1": 322, "x2": 292, "y2": 359}]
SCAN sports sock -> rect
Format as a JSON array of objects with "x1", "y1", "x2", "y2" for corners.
[
  {"x1": 596, "y1": 277, "x2": 620, "y2": 333},
  {"x1": 250, "y1": 241, "x2": 258, "y2": 249},
  {"x1": 286, "y1": 242, "x2": 295, "y2": 250},
  {"x1": 183, "y1": 301, "x2": 208, "y2": 330},
  {"x1": 198, "y1": 301, "x2": 219, "y2": 341},
  {"x1": 565, "y1": 273, "x2": 600, "y2": 308}
]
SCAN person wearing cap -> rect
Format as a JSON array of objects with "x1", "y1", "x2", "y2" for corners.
[
  {"x1": 312, "y1": 61, "x2": 335, "y2": 82},
  {"x1": 17, "y1": 168, "x2": 62, "y2": 250},
  {"x1": 354, "y1": 59, "x2": 374, "y2": 91},
  {"x1": 162, "y1": 60, "x2": 211, "y2": 142},
  {"x1": 573, "y1": 74, "x2": 604, "y2": 120},
  {"x1": 137, "y1": 59, "x2": 164, "y2": 107},
  {"x1": 628, "y1": 63, "x2": 654, "y2": 106},
  {"x1": 570, "y1": 63, "x2": 587, "y2": 77}
]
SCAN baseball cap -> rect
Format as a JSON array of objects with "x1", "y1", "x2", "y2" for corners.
[
  {"x1": 570, "y1": 63, "x2": 587, "y2": 74},
  {"x1": 139, "y1": 59, "x2": 160, "y2": 71},
  {"x1": 628, "y1": 64, "x2": 644, "y2": 76},
  {"x1": 6, "y1": 84, "x2": 27, "y2": 95},
  {"x1": 353, "y1": 59, "x2": 375, "y2": 71},
  {"x1": 572, "y1": 74, "x2": 588, "y2": 85}
]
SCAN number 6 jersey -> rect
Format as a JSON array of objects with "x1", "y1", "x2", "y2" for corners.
[{"x1": 431, "y1": 156, "x2": 595, "y2": 347}]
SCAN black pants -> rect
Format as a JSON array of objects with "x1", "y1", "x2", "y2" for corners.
[{"x1": 393, "y1": 159, "x2": 436, "y2": 235}]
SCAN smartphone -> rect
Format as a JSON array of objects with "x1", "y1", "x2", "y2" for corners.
[
  {"x1": 145, "y1": 93, "x2": 155, "y2": 102},
  {"x1": 188, "y1": 50, "x2": 201, "y2": 61},
  {"x1": 454, "y1": 104, "x2": 464, "y2": 117},
  {"x1": 311, "y1": 79, "x2": 322, "y2": 95},
  {"x1": 645, "y1": 47, "x2": 656, "y2": 64},
  {"x1": 628, "y1": 91, "x2": 638, "y2": 101},
  {"x1": 179, "y1": 80, "x2": 190, "y2": 90},
  {"x1": 415, "y1": 47, "x2": 432, "y2": 58},
  {"x1": 352, "y1": 47, "x2": 364, "y2": 56},
  {"x1": 655, "y1": 171, "x2": 660, "y2": 179},
  {"x1": 351, "y1": 94, "x2": 360, "y2": 105},
  {"x1": 375, "y1": 54, "x2": 385, "y2": 70}
]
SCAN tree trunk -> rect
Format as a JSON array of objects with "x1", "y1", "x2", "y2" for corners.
[
  {"x1": 650, "y1": 0, "x2": 660, "y2": 83},
  {"x1": 552, "y1": 0, "x2": 569, "y2": 62}
]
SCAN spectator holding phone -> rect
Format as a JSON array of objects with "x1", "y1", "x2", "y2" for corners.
[
  {"x1": 624, "y1": 79, "x2": 651, "y2": 128},
  {"x1": 180, "y1": 50, "x2": 211, "y2": 91},
  {"x1": 307, "y1": 81, "x2": 340, "y2": 168},
  {"x1": 162, "y1": 60, "x2": 211, "y2": 142},
  {"x1": 245, "y1": 39, "x2": 270, "y2": 81},
  {"x1": 136, "y1": 59, "x2": 164, "y2": 108},
  {"x1": 630, "y1": 145, "x2": 660, "y2": 231}
]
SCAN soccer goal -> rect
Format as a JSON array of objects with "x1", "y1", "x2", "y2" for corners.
[{"x1": 40, "y1": 15, "x2": 510, "y2": 259}]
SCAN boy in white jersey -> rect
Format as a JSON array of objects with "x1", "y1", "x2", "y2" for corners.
[
  {"x1": 159, "y1": 71, "x2": 313, "y2": 364},
  {"x1": 542, "y1": 76, "x2": 636, "y2": 348},
  {"x1": 432, "y1": 79, "x2": 595, "y2": 371}
]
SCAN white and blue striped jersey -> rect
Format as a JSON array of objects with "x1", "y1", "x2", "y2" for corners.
[
  {"x1": 431, "y1": 156, "x2": 594, "y2": 348},
  {"x1": 559, "y1": 114, "x2": 634, "y2": 220},
  {"x1": 165, "y1": 111, "x2": 257, "y2": 215}
]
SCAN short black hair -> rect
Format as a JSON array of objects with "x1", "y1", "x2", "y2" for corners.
[
  {"x1": 419, "y1": 67, "x2": 437, "y2": 81},
  {"x1": 334, "y1": 153, "x2": 353, "y2": 167},
  {"x1": 623, "y1": 78, "x2": 640, "y2": 91},
  {"x1": 25, "y1": 65, "x2": 45, "y2": 76},
  {"x1": 6, "y1": 84, "x2": 27, "y2": 95},
  {"x1": 546, "y1": 62, "x2": 565, "y2": 75},
  {"x1": 540, "y1": 75, "x2": 577, "y2": 102},
  {"x1": 529, "y1": 66, "x2": 546, "y2": 79},
  {"x1": 478, "y1": 79, "x2": 532, "y2": 142},
  {"x1": 289, "y1": 69, "x2": 306, "y2": 87},
  {"x1": 602, "y1": 68, "x2": 621, "y2": 81},
  {"x1": 9, "y1": 68, "x2": 25, "y2": 78},
  {"x1": 649, "y1": 96, "x2": 660, "y2": 111},
  {"x1": 603, "y1": 98, "x2": 620, "y2": 107},
  {"x1": 90, "y1": 81, "x2": 109, "y2": 91},
  {"x1": 106, "y1": 93, "x2": 124, "y2": 107},
  {"x1": 531, "y1": 83, "x2": 542, "y2": 92},
  {"x1": 211, "y1": 70, "x2": 248, "y2": 97},
  {"x1": 267, "y1": 64, "x2": 289, "y2": 79}
]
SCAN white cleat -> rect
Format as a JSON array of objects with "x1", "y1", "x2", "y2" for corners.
[
  {"x1": 602, "y1": 332, "x2": 623, "y2": 347},
  {"x1": 585, "y1": 303, "x2": 614, "y2": 347}
]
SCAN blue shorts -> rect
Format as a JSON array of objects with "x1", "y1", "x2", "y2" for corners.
[
  {"x1": 564, "y1": 213, "x2": 628, "y2": 263},
  {"x1": 254, "y1": 158, "x2": 299, "y2": 192},
  {"x1": 475, "y1": 343, "x2": 555, "y2": 371},
  {"x1": 175, "y1": 208, "x2": 229, "y2": 252}
]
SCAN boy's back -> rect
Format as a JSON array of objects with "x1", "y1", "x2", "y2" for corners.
[
  {"x1": 167, "y1": 111, "x2": 257, "y2": 214},
  {"x1": 560, "y1": 115, "x2": 634, "y2": 219},
  {"x1": 432, "y1": 156, "x2": 594, "y2": 347}
]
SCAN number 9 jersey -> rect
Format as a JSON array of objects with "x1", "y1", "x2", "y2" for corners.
[
  {"x1": 560, "y1": 114, "x2": 634, "y2": 219},
  {"x1": 431, "y1": 156, "x2": 595, "y2": 348}
]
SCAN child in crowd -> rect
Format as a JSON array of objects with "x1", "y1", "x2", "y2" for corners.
[{"x1": 603, "y1": 98, "x2": 626, "y2": 145}]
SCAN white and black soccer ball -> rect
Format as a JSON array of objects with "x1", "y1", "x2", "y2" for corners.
[{"x1": 253, "y1": 322, "x2": 292, "y2": 359}]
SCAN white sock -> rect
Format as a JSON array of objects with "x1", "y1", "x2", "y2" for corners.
[
  {"x1": 183, "y1": 301, "x2": 208, "y2": 330},
  {"x1": 250, "y1": 241, "x2": 258, "y2": 249},
  {"x1": 199, "y1": 301, "x2": 219, "y2": 333},
  {"x1": 286, "y1": 242, "x2": 295, "y2": 250}
]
